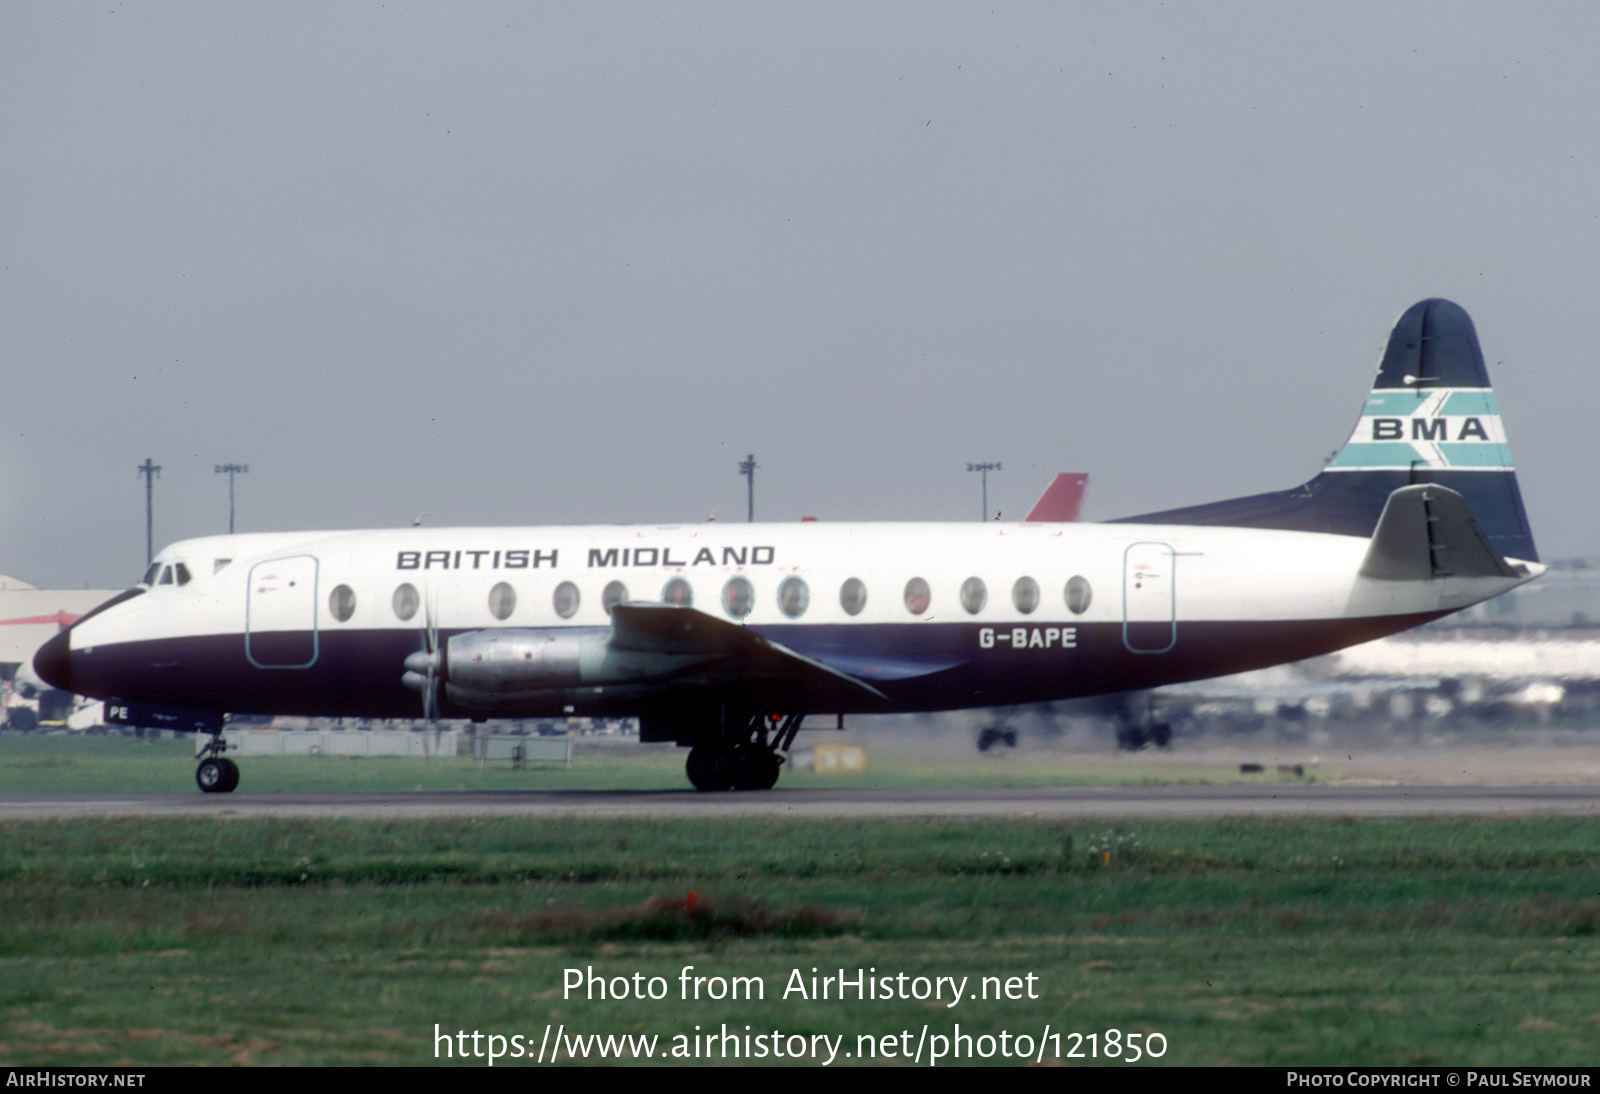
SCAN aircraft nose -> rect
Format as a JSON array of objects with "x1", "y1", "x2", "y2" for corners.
[{"x1": 33, "y1": 630, "x2": 73, "y2": 692}]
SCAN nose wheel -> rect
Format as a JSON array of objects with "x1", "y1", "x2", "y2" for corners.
[
  {"x1": 196, "y1": 756, "x2": 240, "y2": 793},
  {"x1": 196, "y1": 733, "x2": 240, "y2": 793}
]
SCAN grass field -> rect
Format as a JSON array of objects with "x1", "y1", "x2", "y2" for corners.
[
  {"x1": 0, "y1": 730, "x2": 1335, "y2": 794},
  {"x1": 2, "y1": 809, "x2": 1598, "y2": 1066},
  {"x1": 1, "y1": 732, "x2": 1596, "y2": 1067}
]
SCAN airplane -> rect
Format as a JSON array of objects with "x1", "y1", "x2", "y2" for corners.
[{"x1": 33, "y1": 298, "x2": 1542, "y2": 793}]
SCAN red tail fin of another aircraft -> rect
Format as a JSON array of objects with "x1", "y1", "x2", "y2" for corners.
[{"x1": 1024, "y1": 473, "x2": 1088, "y2": 522}]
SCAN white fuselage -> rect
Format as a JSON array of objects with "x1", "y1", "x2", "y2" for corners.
[{"x1": 53, "y1": 520, "x2": 1538, "y2": 721}]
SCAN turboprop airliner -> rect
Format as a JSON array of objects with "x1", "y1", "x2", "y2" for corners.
[{"x1": 34, "y1": 299, "x2": 1541, "y2": 793}]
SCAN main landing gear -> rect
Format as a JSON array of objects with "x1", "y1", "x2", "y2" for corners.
[
  {"x1": 685, "y1": 712, "x2": 804, "y2": 792},
  {"x1": 196, "y1": 732, "x2": 240, "y2": 793},
  {"x1": 1115, "y1": 720, "x2": 1172, "y2": 751}
]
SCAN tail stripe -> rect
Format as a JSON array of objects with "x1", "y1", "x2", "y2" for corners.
[{"x1": 1327, "y1": 385, "x2": 1511, "y2": 472}]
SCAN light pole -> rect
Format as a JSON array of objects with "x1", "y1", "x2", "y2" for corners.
[
  {"x1": 739, "y1": 453, "x2": 757, "y2": 522},
  {"x1": 215, "y1": 463, "x2": 249, "y2": 534},
  {"x1": 137, "y1": 458, "x2": 161, "y2": 565},
  {"x1": 967, "y1": 461, "x2": 1002, "y2": 521}
]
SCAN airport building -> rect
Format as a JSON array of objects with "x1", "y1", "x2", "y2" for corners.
[
  {"x1": 0, "y1": 576, "x2": 122, "y2": 680},
  {"x1": 0, "y1": 577, "x2": 122, "y2": 728}
]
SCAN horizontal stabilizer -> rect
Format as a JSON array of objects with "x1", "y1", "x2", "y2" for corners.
[{"x1": 1359, "y1": 485, "x2": 1521, "y2": 582}]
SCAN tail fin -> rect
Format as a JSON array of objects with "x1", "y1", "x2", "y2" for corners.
[
  {"x1": 1113, "y1": 299, "x2": 1538, "y2": 563},
  {"x1": 1024, "y1": 473, "x2": 1089, "y2": 522}
]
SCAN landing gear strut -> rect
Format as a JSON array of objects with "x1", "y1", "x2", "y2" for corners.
[
  {"x1": 196, "y1": 732, "x2": 239, "y2": 793},
  {"x1": 685, "y1": 711, "x2": 801, "y2": 792}
]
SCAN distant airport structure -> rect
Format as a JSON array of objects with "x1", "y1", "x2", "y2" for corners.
[
  {"x1": 1449, "y1": 556, "x2": 1600, "y2": 628},
  {"x1": 0, "y1": 576, "x2": 122, "y2": 680},
  {"x1": 0, "y1": 576, "x2": 122, "y2": 731}
]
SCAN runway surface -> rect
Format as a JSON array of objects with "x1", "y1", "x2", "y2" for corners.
[{"x1": 1, "y1": 783, "x2": 1596, "y2": 820}]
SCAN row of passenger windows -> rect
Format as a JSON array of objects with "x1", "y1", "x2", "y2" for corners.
[{"x1": 325, "y1": 575, "x2": 1094, "y2": 625}]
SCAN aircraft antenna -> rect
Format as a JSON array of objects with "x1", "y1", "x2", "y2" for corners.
[{"x1": 137, "y1": 458, "x2": 162, "y2": 565}]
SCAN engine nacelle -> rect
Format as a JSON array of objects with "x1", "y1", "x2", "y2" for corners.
[
  {"x1": 438, "y1": 628, "x2": 716, "y2": 707},
  {"x1": 446, "y1": 629, "x2": 601, "y2": 692}
]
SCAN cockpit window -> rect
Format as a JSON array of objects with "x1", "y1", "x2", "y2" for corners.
[
  {"x1": 142, "y1": 563, "x2": 161, "y2": 586},
  {"x1": 214, "y1": 559, "x2": 232, "y2": 575},
  {"x1": 158, "y1": 566, "x2": 174, "y2": 586},
  {"x1": 174, "y1": 563, "x2": 192, "y2": 587}
]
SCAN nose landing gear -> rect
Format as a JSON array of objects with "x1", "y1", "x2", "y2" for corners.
[{"x1": 196, "y1": 733, "x2": 240, "y2": 793}]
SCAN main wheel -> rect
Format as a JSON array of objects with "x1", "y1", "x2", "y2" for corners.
[
  {"x1": 1115, "y1": 724, "x2": 1149, "y2": 751},
  {"x1": 218, "y1": 758, "x2": 241, "y2": 792},
  {"x1": 686, "y1": 745, "x2": 735, "y2": 791},
  {"x1": 733, "y1": 745, "x2": 781, "y2": 791},
  {"x1": 196, "y1": 757, "x2": 229, "y2": 793}
]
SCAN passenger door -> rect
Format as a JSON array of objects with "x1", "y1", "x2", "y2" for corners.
[
  {"x1": 246, "y1": 555, "x2": 320, "y2": 668},
  {"x1": 1122, "y1": 542, "x2": 1176, "y2": 654}
]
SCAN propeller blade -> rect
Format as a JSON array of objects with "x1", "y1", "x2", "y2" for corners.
[{"x1": 423, "y1": 587, "x2": 439, "y2": 723}]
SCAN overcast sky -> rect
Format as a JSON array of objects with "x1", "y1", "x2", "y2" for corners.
[{"x1": 4, "y1": 2, "x2": 1597, "y2": 588}]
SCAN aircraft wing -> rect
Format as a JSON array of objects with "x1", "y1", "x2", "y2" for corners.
[{"x1": 608, "y1": 603, "x2": 891, "y2": 702}]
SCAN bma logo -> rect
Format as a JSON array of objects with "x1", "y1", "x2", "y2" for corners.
[{"x1": 1371, "y1": 417, "x2": 1491, "y2": 441}]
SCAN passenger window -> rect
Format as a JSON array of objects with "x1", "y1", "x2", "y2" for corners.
[
  {"x1": 392, "y1": 583, "x2": 420, "y2": 622},
  {"x1": 661, "y1": 577, "x2": 693, "y2": 606},
  {"x1": 959, "y1": 576, "x2": 987, "y2": 615},
  {"x1": 489, "y1": 582, "x2": 517, "y2": 621},
  {"x1": 329, "y1": 584, "x2": 357, "y2": 623},
  {"x1": 722, "y1": 576, "x2": 754, "y2": 619},
  {"x1": 1066, "y1": 575, "x2": 1093, "y2": 615},
  {"x1": 839, "y1": 577, "x2": 867, "y2": 616},
  {"x1": 777, "y1": 576, "x2": 809, "y2": 618},
  {"x1": 553, "y1": 581, "x2": 580, "y2": 619},
  {"x1": 1012, "y1": 576, "x2": 1039, "y2": 614},
  {"x1": 904, "y1": 577, "x2": 931, "y2": 615},
  {"x1": 602, "y1": 581, "x2": 628, "y2": 616}
]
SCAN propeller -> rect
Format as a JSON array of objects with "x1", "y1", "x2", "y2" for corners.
[{"x1": 401, "y1": 586, "x2": 441, "y2": 723}]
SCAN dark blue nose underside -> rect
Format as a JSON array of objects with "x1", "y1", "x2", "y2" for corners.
[{"x1": 33, "y1": 629, "x2": 73, "y2": 692}]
